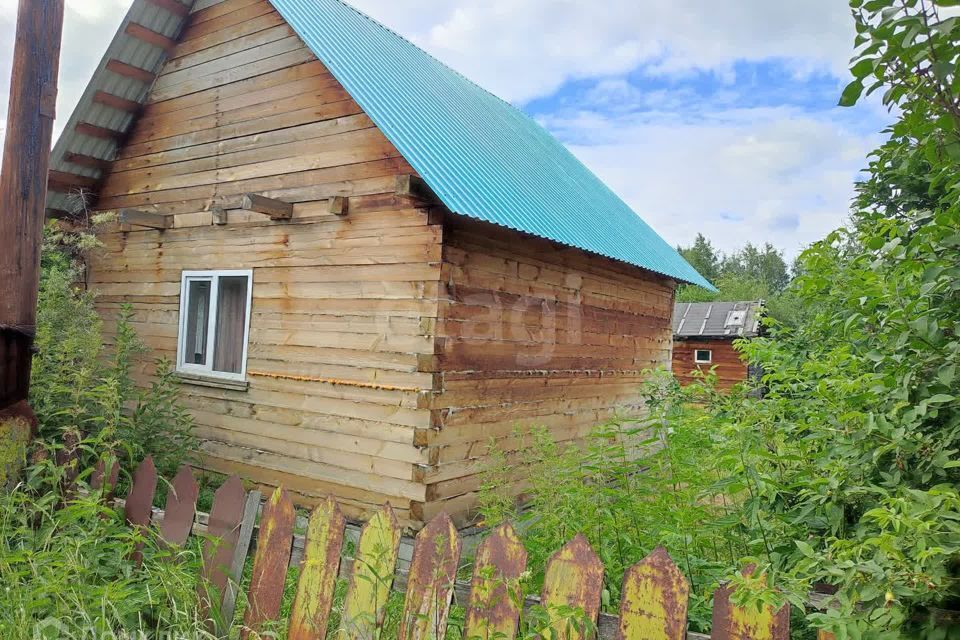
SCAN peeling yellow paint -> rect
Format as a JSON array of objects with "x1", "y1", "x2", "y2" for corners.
[
  {"x1": 288, "y1": 497, "x2": 346, "y2": 640},
  {"x1": 400, "y1": 514, "x2": 461, "y2": 640},
  {"x1": 618, "y1": 548, "x2": 689, "y2": 640},
  {"x1": 342, "y1": 504, "x2": 401, "y2": 640},
  {"x1": 464, "y1": 523, "x2": 527, "y2": 640},
  {"x1": 541, "y1": 534, "x2": 604, "y2": 640}
]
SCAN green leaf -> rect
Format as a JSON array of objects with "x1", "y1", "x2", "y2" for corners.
[
  {"x1": 796, "y1": 540, "x2": 816, "y2": 557},
  {"x1": 839, "y1": 80, "x2": 866, "y2": 107}
]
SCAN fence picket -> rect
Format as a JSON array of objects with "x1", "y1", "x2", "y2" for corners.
[
  {"x1": 288, "y1": 497, "x2": 346, "y2": 640},
  {"x1": 55, "y1": 432, "x2": 80, "y2": 501},
  {"x1": 399, "y1": 513, "x2": 462, "y2": 640},
  {"x1": 91, "y1": 454, "x2": 120, "y2": 501},
  {"x1": 617, "y1": 547, "x2": 689, "y2": 640},
  {"x1": 159, "y1": 465, "x2": 199, "y2": 546},
  {"x1": 199, "y1": 475, "x2": 246, "y2": 628},
  {"x1": 710, "y1": 567, "x2": 790, "y2": 640},
  {"x1": 242, "y1": 487, "x2": 296, "y2": 639},
  {"x1": 341, "y1": 503, "x2": 402, "y2": 640},
  {"x1": 541, "y1": 533, "x2": 605, "y2": 640},
  {"x1": 463, "y1": 522, "x2": 527, "y2": 640},
  {"x1": 124, "y1": 455, "x2": 158, "y2": 566}
]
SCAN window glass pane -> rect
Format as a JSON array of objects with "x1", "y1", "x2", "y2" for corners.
[
  {"x1": 185, "y1": 280, "x2": 211, "y2": 366},
  {"x1": 213, "y1": 276, "x2": 249, "y2": 374},
  {"x1": 695, "y1": 350, "x2": 712, "y2": 363}
]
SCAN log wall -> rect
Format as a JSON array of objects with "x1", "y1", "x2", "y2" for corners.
[
  {"x1": 420, "y1": 216, "x2": 676, "y2": 524},
  {"x1": 672, "y1": 339, "x2": 748, "y2": 390},
  {"x1": 88, "y1": 0, "x2": 439, "y2": 528}
]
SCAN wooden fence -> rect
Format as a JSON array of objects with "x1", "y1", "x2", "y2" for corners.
[{"x1": 75, "y1": 451, "x2": 795, "y2": 640}]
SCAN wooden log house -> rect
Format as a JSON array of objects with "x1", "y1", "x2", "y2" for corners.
[
  {"x1": 671, "y1": 301, "x2": 764, "y2": 390},
  {"x1": 47, "y1": 0, "x2": 712, "y2": 529}
]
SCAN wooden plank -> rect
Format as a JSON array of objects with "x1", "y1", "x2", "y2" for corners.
[
  {"x1": 464, "y1": 523, "x2": 527, "y2": 640},
  {"x1": 341, "y1": 504, "x2": 402, "y2": 640},
  {"x1": 221, "y1": 490, "x2": 262, "y2": 636},
  {"x1": 396, "y1": 174, "x2": 437, "y2": 203},
  {"x1": 93, "y1": 90, "x2": 141, "y2": 113},
  {"x1": 541, "y1": 534, "x2": 604, "y2": 640},
  {"x1": 399, "y1": 513, "x2": 461, "y2": 640},
  {"x1": 106, "y1": 59, "x2": 157, "y2": 83},
  {"x1": 148, "y1": 0, "x2": 190, "y2": 17},
  {"x1": 618, "y1": 547, "x2": 689, "y2": 640},
  {"x1": 329, "y1": 195, "x2": 348, "y2": 216},
  {"x1": 64, "y1": 153, "x2": 111, "y2": 171},
  {"x1": 119, "y1": 209, "x2": 172, "y2": 229},
  {"x1": 288, "y1": 497, "x2": 346, "y2": 640},
  {"x1": 125, "y1": 23, "x2": 178, "y2": 52},
  {"x1": 242, "y1": 193, "x2": 293, "y2": 220},
  {"x1": 124, "y1": 455, "x2": 158, "y2": 565},
  {"x1": 75, "y1": 122, "x2": 123, "y2": 141},
  {"x1": 710, "y1": 567, "x2": 790, "y2": 640},
  {"x1": 242, "y1": 487, "x2": 296, "y2": 639},
  {"x1": 91, "y1": 454, "x2": 121, "y2": 502},
  {"x1": 48, "y1": 170, "x2": 97, "y2": 191},
  {"x1": 198, "y1": 475, "x2": 246, "y2": 627},
  {"x1": 160, "y1": 464, "x2": 199, "y2": 545}
]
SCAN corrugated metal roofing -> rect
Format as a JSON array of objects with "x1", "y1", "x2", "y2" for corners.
[
  {"x1": 47, "y1": 0, "x2": 192, "y2": 214},
  {"x1": 673, "y1": 301, "x2": 764, "y2": 338},
  {"x1": 269, "y1": 0, "x2": 713, "y2": 289}
]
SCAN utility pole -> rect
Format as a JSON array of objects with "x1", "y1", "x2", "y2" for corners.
[{"x1": 0, "y1": 0, "x2": 65, "y2": 432}]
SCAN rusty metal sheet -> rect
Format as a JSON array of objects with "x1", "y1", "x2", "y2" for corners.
[
  {"x1": 124, "y1": 455, "x2": 158, "y2": 566},
  {"x1": 711, "y1": 567, "x2": 790, "y2": 640},
  {"x1": 159, "y1": 464, "x2": 199, "y2": 546},
  {"x1": 288, "y1": 497, "x2": 346, "y2": 640},
  {"x1": 91, "y1": 454, "x2": 120, "y2": 502},
  {"x1": 400, "y1": 512, "x2": 462, "y2": 640},
  {"x1": 464, "y1": 522, "x2": 527, "y2": 640},
  {"x1": 242, "y1": 487, "x2": 296, "y2": 639},
  {"x1": 342, "y1": 503, "x2": 402, "y2": 640},
  {"x1": 541, "y1": 533, "x2": 604, "y2": 640},
  {"x1": 199, "y1": 475, "x2": 246, "y2": 626},
  {"x1": 617, "y1": 547, "x2": 689, "y2": 640}
]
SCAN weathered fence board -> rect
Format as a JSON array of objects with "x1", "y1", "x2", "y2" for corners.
[
  {"x1": 399, "y1": 512, "x2": 462, "y2": 640},
  {"x1": 159, "y1": 465, "x2": 200, "y2": 545},
  {"x1": 91, "y1": 454, "x2": 120, "y2": 501},
  {"x1": 710, "y1": 568, "x2": 790, "y2": 640},
  {"x1": 288, "y1": 497, "x2": 346, "y2": 640},
  {"x1": 242, "y1": 487, "x2": 296, "y2": 639},
  {"x1": 124, "y1": 456, "x2": 158, "y2": 566},
  {"x1": 541, "y1": 533, "x2": 605, "y2": 640},
  {"x1": 342, "y1": 503, "x2": 402, "y2": 640},
  {"x1": 463, "y1": 522, "x2": 528, "y2": 640},
  {"x1": 199, "y1": 475, "x2": 246, "y2": 628},
  {"x1": 618, "y1": 547, "x2": 689, "y2": 640}
]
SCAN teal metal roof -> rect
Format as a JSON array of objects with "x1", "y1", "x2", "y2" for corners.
[{"x1": 270, "y1": 0, "x2": 714, "y2": 289}]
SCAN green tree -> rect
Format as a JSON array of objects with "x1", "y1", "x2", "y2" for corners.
[
  {"x1": 721, "y1": 243, "x2": 791, "y2": 294},
  {"x1": 678, "y1": 233, "x2": 722, "y2": 284}
]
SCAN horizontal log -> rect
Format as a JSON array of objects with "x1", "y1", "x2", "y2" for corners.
[
  {"x1": 119, "y1": 209, "x2": 172, "y2": 229},
  {"x1": 328, "y1": 195, "x2": 348, "y2": 216},
  {"x1": 125, "y1": 23, "x2": 178, "y2": 52},
  {"x1": 106, "y1": 59, "x2": 157, "y2": 84},
  {"x1": 241, "y1": 193, "x2": 293, "y2": 220},
  {"x1": 75, "y1": 122, "x2": 123, "y2": 141},
  {"x1": 64, "y1": 153, "x2": 111, "y2": 171},
  {"x1": 48, "y1": 170, "x2": 98, "y2": 191},
  {"x1": 93, "y1": 90, "x2": 141, "y2": 113}
]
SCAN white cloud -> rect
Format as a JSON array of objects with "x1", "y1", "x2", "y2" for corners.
[
  {"x1": 349, "y1": 0, "x2": 855, "y2": 103},
  {"x1": 541, "y1": 106, "x2": 880, "y2": 257}
]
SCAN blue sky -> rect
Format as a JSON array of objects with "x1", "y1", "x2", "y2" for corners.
[{"x1": 0, "y1": 0, "x2": 891, "y2": 258}]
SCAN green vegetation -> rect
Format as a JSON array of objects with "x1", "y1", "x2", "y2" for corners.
[{"x1": 482, "y1": 1, "x2": 960, "y2": 638}]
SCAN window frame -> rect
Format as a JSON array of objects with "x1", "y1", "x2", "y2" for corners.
[
  {"x1": 176, "y1": 269, "x2": 253, "y2": 382},
  {"x1": 694, "y1": 349, "x2": 713, "y2": 365}
]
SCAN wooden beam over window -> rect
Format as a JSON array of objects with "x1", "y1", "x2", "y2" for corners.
[
  {"x1": 48, "y1": 170, "x2": 98, "y2": 192},
  {"x1": 125, "y1": 23, "x2": 177, "y2": 52},
  {"x1": 241, "y1": 194, "x2": 293, "y2": 220},
  {"x1": 119, "y1": 208, "x2": 172, "y2": 229},
  {"x1": 396, "y1": 174, "x2": 439, "y2": 203},
  {"x1": 64, "y1": 153, "x2": 111, "y2": 171},
  {"x1": 106, "y1": 59, "x2": 156, "y2": 84},
  {"x1": 93, "y1": 90, "x2": 140, "y2": 114},
  {"x1": 147, "y1": 0, "x2": 190, "y2": 17},
  {"x1": 75, "y1": 122, "x2": 124, "y2": 142}
]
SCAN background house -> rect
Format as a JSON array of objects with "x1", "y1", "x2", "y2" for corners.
[
  {"x1": 672, "y1": 301, "x2": 764, "y2": 390},
  {"x1": 44, "y1": 0, "x2": 710, "y2": 529}
]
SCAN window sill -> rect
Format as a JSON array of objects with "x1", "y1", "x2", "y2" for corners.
[{"x1": 175, "y1": 372, "x2": 249, "y2": 392}]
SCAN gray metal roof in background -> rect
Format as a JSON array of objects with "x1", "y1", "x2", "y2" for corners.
[
  {"x1": 47, "y1": 0, "x2": 195, "y2": 214},
  {"x1": 673, "y1": 301, "x2": 764, "y2": 339}
]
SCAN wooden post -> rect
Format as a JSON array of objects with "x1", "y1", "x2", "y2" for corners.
[{"x1": 0, "y1": 0, "x2": 65, "y2": 424}]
